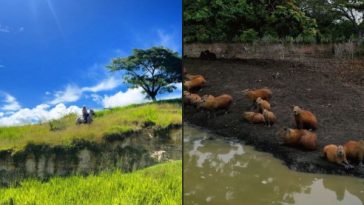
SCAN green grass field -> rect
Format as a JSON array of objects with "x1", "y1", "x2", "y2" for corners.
[
  {"x1": 0, "y1": 160, "x2": 182, "y2": 205},
  {"x1": 0, "y1": 100, "x2": 182, "y2": 152}
]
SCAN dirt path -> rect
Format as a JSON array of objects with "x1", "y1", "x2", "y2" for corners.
[{"x1": 184, "y1": 58, "x2": 364, "y2": 178}]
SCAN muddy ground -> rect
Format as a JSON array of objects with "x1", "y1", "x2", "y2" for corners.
[{"x1": 184, "y1": 57, "x2": 364, "y2": 178}]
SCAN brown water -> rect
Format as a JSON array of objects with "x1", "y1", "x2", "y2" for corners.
[{"x1": 184, "y1": 125, "x2": 364, "y2": 205}]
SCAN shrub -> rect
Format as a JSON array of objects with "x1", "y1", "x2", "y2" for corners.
[
  {"x1": 238, "y1": 29, "x2": 258, "y2": 43},
  {"x1": 49, "y1": 120, "x2": 66, "y2": 131},
  {"x1": 262, "y1": 33, "x2": 280, "y2": 44}
]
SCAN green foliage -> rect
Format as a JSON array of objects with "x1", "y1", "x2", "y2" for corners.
[
  {"x1": 299, "y1": 0, "x2": 363, "y2": 43},
  {"x1": 0, "y1": 100, "x2": 182, "y2": 152},
  {"x1": 270, "y1": 3, "x2": 317, "y2": 38},
  {"x1": 184, "y1": 0, "x2": 363, "y2": 44},
  {"x1": 0, "y1": 161, "x2": 182, "y2": 205},
  {"x1": 237, "y1": 29, "x2": 258, "y2": 43},
  {"x1": 49, "y1": 119, "x2": 67, "y2": 131},
  {"x1": 107, "y1": 47, "x2": 182, "y2": 101},
  {"x1": 184, "y1": 0, "x2": 318, "y2": 43},
  {"x1": 262, "y1": 33, "x2": 281, "y2": 43},
  {"x1": 183, "y1": 0, "x2": 255, "y2": 42},
  {"x1": 295, "y1": 33, "x2": 316, "y2": 44}
]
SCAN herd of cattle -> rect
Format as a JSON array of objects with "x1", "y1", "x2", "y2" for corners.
[{"x1": 183, "y1": 68, "x2": 364, "y2": 169}]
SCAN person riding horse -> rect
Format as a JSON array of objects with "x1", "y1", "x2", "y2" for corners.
[
  {"x1": 82, "y1": 106, "x2": 89, "y2": 123},
  {"x1": 76, "y1": 107, "x2": 94, "y2": 124}
]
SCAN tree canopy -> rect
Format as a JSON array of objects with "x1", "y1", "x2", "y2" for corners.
[
  {"x1": 107, "y1": 47, "x2": 182, "y2": 101},
  {"x1": 184, "y1": 0, "x2": 364, "y2": 44}
]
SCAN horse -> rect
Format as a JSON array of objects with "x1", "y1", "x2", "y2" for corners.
[{"x1": 76, "y1": 109, "x2": 95, "y2": 125}]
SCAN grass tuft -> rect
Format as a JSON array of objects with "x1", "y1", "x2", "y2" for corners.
[{"x1": 0, "y1": 161, "x2": 182, "y2": 205}]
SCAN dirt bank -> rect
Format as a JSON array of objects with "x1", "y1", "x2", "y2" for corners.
[
  {"x1": 0, "y1": 124, "x2": 182, "y2": 187},
  {"x1": 184, "y1": 43, "x2": 364, "y2": 59},
  {"x1": 184, "y1": 58, "x2": 364, "y2": 178}
]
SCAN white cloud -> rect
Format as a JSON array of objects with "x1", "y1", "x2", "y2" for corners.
[
  {"x1": 159, "y1": 93, "x2": 181, "y2": 100},
  {"x1": 0, "y1": 103, "x2": 81, "y2": 127},
  {"x1": 50, "y1": 85, "x2": 82, "y2": 105},
  {"x1": 90, "y1": 94, "x2": 103, "y2": 104},
  {"x1": 114, "y1": 49, "x2": 127, "y2": 56},
  {"x1": 157, "y1": 83, "x2": 182, "y2": 100},
  {"x1": 174, "y1": 82, "x2": 182, "y2": 91},
  {"x1": 1, "y1": 93, "x2": 21, "y2": 111},
  {"x1": 102, "y1": 87, "x2": 149, "y2": 108},
  {"x1": 103, "y1": 83, "x2": 181, "y2": 108},
  {"x1": 137, "y1": 29, "x2": 180, "y2": 52},
  {"x1": 82, "y1": 77, "x2": 121, "y2": 92},
  {"x1": 0, "y1": 25, "x2": 10, "y2": 33},
  {"x1": 0, "y1": 83, "x2": 181, "y2": 126},
  {"x1": 156, "y1": 30, "x2": 179, "y2": 51},
  {"x1": 84, "y1": 63, "x2": 108, "y2": 79},
  {"x1": 49, "y1": 77, "x2": 122, "y2": 105},
  {"x1": 0, "y1": 25, "x2": 25, "y2": 33}
]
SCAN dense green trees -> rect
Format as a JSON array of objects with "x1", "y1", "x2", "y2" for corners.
[
  {"x1": 299, "y1": 0, "x2": 363, "y2": 43},
  {"x1": 184, "y1": 0, "x2": 364, "y2": 44}
]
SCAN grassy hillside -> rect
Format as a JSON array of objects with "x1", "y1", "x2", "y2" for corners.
[
  {"x1": 0, "y1": 100, "x2": 181, "y2": 151},
  {"x1": 0, "y1": 160, "x2": 182, "y2": 205}
]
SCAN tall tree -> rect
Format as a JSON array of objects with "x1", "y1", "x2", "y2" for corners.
[
  {"x1": 107, "y1": 47, "x2": 181, "y2": 101},
  {"x1": 269, "y1": 1, "x2": 318, "y2": 38},
  {"x1": 329, "y1": 0, "x2": 364, "y2": 43}
]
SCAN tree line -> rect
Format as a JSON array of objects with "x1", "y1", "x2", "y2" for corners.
[{"x1": 183, "y1": 0, "x2": 364, "y2": 44}]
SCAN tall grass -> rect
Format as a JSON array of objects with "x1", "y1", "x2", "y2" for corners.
[
  {"x1": 0, "y1": 161, "x2": 182, "y2": 205},
  {"x1": 0, "y1": 100, "x2": 182, "y2": 151}
]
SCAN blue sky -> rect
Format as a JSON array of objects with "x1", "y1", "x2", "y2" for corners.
[{"x1": 0, "y1": 0, "x2": 181, "y2": 126}]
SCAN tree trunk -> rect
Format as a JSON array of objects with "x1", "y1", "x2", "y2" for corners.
[
  {"x1": 145, "y1": 89, "x2": 157, "y2": 102},
  {"x1": 358, "y1": 29, "x2": 363, "y2": 45}
]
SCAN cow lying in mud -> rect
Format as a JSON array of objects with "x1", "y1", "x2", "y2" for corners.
[
  {"x1": 198, "y1": 94, "x2": 233, "y2": 111},
  {"x1": 323, "y1": 140, "x2": 364, "y2": 169},
  {"x1": 240, "y1": 88, "x2": 318, "y2": 150},
  {"x1": 277, "y1": 128, "x2": 317, "y2": 151},
  {"x1": 242, "y1": 88, "x2": 277, "y2": 127},
  {"x1": 184, "y1": 63, "x2": 364, "y2": 172},
  {"x1": 184, "y1": 92, "x2": 233, "y2": 118},
  {"x1": 183, "y1": 71, "x2": 233, "y2": 118},
  {"x1": 344, "y1": 140, "x2": 364, "y2": 166},
  {"x1": 323, "y1": 144, "x2": 353, "y2": 169},
  {"x1": 183, "y1": 91, "x2": 201, "y2": 106},
  {"x1": 242, "y1": 88, "x2": 272, "y2": 109},
  {"x1": 184, "y1": 75, "x2": 206, "y2": 91}
]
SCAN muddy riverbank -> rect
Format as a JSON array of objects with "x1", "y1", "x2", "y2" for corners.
[{"x1": 184, "y1": 57, "x2": 364, "y2": 177}]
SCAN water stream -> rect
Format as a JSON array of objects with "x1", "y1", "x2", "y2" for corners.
[{"x1": 184, "y1": 124, "x2": 364, "y2": 205}]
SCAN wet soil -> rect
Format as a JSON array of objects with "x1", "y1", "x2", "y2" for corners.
[{"x1": 183, "y1": 57, "x2": 364, "y2": 178}]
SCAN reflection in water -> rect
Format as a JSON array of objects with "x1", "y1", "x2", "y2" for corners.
[{"x1": 184, "y1": 125, "x2": 364, "y2": 205}]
